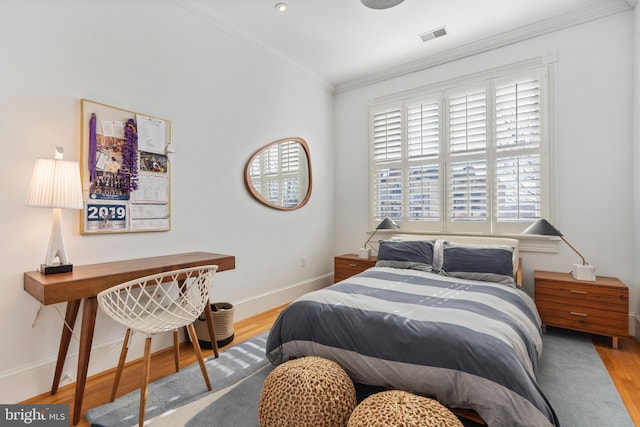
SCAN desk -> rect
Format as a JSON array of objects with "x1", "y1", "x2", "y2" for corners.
[{"x1": 24, "y1": 251, "x2": 235, "y2": 425}]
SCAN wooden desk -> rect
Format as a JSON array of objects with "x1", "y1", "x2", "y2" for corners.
[{"x1": 23, "y1": 251, "x2": 235, "y2": 425}]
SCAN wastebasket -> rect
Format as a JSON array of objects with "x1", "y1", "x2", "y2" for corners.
[{"x1": 194, "y1": 302, "x2": 235, "y2": 349}]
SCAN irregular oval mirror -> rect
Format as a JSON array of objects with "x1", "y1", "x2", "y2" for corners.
[{"x1": 244, "y1": 137, "x2": 312, "y2": 210}]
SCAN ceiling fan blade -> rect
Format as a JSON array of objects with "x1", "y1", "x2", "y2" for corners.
[{"x1": 361, "y1": 0, "x2": 405, "y2": 10}]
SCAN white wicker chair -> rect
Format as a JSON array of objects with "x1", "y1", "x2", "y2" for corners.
[{"x1": 97, "y1": 265, "x2": 218, "y2": 427}]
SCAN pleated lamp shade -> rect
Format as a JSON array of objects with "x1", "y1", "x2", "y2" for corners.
[{"x1": 26, "y1": 158, "x2": 83, "y2": 209}]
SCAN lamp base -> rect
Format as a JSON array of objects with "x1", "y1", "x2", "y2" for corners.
[
  {"x1": 358, "y1": 248, "x2": 372, "y2": 259},
  {"x1": 41, "y1": 263, "x2": 73, "y2": 275},
  {"x1": 571, "y1": 264, "x2": 596, "y2": 281}
]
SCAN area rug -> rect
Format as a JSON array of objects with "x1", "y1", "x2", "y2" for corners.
[
  {"x1": 86, "y1": 332, "x2": 272, "y2": 427},
  {"x1": 86, "y1": 328, "x2": 634, "y2": 427},
  {"x1": 535, "y1": 327, "x2": 633, "y2": 427}
]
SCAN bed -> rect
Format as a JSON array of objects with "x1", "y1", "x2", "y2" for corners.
[{"x1": 266, "y1": 235, "x2": 559, "y2": 427}]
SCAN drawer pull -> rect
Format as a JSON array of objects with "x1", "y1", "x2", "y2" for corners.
[
  {"x1": 349, "y1": 264, "x2": 358, "y2": 267},
  {"x1": 570, "y1": 311, "x2": 587, "y2": 317},
  {"x1": 570, "y1": 290, "x2": 588, "y2": 295}
]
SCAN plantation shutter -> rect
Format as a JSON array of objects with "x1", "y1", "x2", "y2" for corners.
[
  {"x1": 447, "y1": 87, "x2": 488, "y2": 226},
  {"x1": 252, "y1": 141, "x2": 303, "y2": 207},
  {"x1": 407, "y1": 100, "x2": 441, "y2": 222},
  {"x1": 372, "y1": 106, "x2": 403, "y2": 221},
  {"x1": 280, "y1": 142, "x2": 301, "y2": 208},
  {"x1": 368, "y1": 61, "x2": 550, "y2": 234},
  {"x1": 494, "y1": 72, "x2": 543, "y2": 222}
]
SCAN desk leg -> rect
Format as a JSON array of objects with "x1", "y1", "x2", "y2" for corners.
[
  {"x1": 51, "y1": 299, "x2": 81, "y2": 395},
  {"x1": 72, "y1": 297, "x2": 98, "y2": 425},
  {"x1": 202, "y1": 303, "x2": 219, "y2": 358}
]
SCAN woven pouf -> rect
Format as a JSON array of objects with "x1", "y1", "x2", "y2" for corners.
[
  {"x1": 347, "y1": 390, "x2": 463, "y2": 427},
  {"x1": 258, "y1": 356, "x2": 357, "y2": 427}
]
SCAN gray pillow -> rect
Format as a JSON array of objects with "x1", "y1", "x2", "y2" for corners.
[
  {"x1": 440, "y1": 242, "x2": 515, "y2": 287},
  {"x1": 376, "y1": 240, "x2": 434, "y2": 272}
]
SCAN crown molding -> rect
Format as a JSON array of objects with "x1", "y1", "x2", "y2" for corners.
[
  {"x1": 335, "y1": 0, "x2": 633, "y2": 94},
  {"x1": 173, "y1": 0, "x2": 335, "y2": 93},
  {"x1": 173, "y1": 0, "x2": 631, "y2": 96}
]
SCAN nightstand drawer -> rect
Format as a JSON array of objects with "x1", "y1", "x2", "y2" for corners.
[
  {"x1": 535, "y1": 280, "x2": 628, "y2": 311},
  {"x1": 334, "y1": 255, "x2": 376, "y2": 282},
  {"x1": 536, "y1": 301, "x2": 628, "y2": 337}
]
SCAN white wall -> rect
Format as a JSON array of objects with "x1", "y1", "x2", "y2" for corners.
[
  {"x1": 335, "y1": 12, "x2": 636, "y2": 322},
  {"x1": 0, "y1": 1, "x2": 335, "y2": 402}
]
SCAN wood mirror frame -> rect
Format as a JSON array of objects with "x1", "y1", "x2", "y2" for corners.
[{"x1": 244, "y1": 137, "x2": 312, "y2": 210}]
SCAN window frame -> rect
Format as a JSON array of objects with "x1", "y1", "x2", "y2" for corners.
[{"x1": 368, "y1": 57, "x2": 556, "y2": 236}]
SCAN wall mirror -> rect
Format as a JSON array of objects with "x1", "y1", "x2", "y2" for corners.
[{"x1": 244, "y1": 137, "x2": 312, "y2": 210}]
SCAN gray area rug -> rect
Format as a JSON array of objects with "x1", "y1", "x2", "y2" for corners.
[
  {"x1": 86, "y1": 332, "x2": 272, "y2": 427},
  {"x1": 86, "y1": 328, "x2": 633, "y2": 427},
  {"x1": 536, "y1": 327, "x2": 633, "y2": 427}
]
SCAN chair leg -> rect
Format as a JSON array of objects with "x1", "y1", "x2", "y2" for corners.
[
  {"x1": 139, "y1": 336, "x2": 152, "y2": 427},
  {"x1": 202, "y1": 303, "x2": 219, "y2": 358},
  {"x1": 173, "y1": 329, "x2": 180, "y2": 372},
  {"x1": 187, "y1": 324, "x2": 212, "y2": 391},
  {"x1": 110, "y1": 328, "x2": 132, "y2": 402}
]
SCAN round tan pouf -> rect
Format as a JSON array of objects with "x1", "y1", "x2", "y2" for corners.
[
  {"x1": 258, "y1": 356, "x2": 357, "y2": 427},
  {"x1": 347, "y1": 390, "x2": 463, "y2": 427}
]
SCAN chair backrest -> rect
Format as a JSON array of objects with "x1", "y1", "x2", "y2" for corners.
[{"x1": 97, "y1": 265, "x2": 218, "y2": 336}]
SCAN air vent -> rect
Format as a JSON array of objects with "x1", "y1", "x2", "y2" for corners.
[{"x1": 419, "y1": 26, "x2": 447, "y2": 42}]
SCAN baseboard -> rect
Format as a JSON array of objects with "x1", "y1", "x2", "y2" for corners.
[
  {"x1": 633, "y1": 312, "x2": 639, "y2": 339},
  {"x1": 232, "y1": 273, "x2": 333, "y2": 321},
  {"x1": 6, "y1": 331, "x2": 177, "y2": 404},
  {"x1": 4, "y1": 273, "x2": 333, "y2": 404}
]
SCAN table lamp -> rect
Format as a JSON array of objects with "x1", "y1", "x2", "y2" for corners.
[
  {"x1": 521, "y1": 218, "x2": 595, "y2": 281},
  {"x1": 359, "y1": 217, "x2": 399, "y2": 258},
  {"x1": 26, "y1": 147, "x2": 83, "y2": 274}
]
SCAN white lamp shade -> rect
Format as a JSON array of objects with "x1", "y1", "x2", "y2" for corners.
[{"x1": 26, "y1": 158, "x2": 83, "y2": 209}]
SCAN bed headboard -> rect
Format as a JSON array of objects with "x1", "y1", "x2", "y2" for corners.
[{"x1": 373, "y1": 233, "x2": 520, "y2": 278}]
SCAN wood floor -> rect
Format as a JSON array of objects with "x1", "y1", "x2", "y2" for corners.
[
  {"x1": 592, "y1": 332, "x2": 640, "y2": 425},
  {"x1": 23, "y1": 305, "x2": 640, "y2": 427}
]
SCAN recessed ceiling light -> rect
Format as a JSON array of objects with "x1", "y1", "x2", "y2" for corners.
[
  {"x1": 361, "y1": 0, "x2": 405, "y2": 10},
  {"x1": 275, "y1": 3, "x2": 288, "y2": 13}
]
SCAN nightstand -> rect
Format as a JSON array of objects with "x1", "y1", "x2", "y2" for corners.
[
  {"x1": 334, "y1": 254, "x2": 377, "y2": 283},
  {"x1": 534, "y1": 270, "x2": 629, "y2": 348}
]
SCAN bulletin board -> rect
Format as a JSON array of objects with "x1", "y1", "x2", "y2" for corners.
[{"x1": 80, "y1": 99, "x2": 172, "y2": 234}]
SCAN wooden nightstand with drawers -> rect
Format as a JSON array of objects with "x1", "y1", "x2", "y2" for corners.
[
  {"x1": 334, "y1": 254, "x2": 377, "y2": 283},
  {"x1": 534, "y1": 270, "x2": 629, "y2": 348}
]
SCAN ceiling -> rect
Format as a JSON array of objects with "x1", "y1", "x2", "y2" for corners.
[{"x1": 182, "y1": 0, "x2": 633, "y2": 91}]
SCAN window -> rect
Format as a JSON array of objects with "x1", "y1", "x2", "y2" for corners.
[
  {"x1": 370, "y1": 61, "x2": 552, "y2": 234},
  {"x1": 248, "y1": 140, "x2": 303, "y2": 208}
]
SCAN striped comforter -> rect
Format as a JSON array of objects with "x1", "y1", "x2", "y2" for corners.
[{"x1": 266, "y1": 267, "x2": 558, "y2": 427}]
